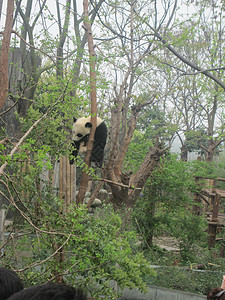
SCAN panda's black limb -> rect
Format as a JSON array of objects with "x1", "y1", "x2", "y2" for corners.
[
  {"x1": 69, "y1": 136, "x2": 88, "y2": 165},
  {"x1": 69, "y1": 141, "x2": 79, "y2": 164}
]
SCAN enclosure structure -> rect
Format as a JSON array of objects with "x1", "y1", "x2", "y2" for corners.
[{"x1": 193, "y1": 177, "x2": 225, "y2": 254}]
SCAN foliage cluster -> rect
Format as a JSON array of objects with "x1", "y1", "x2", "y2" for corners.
[
  {"x1": 148, "y1": 266, "x2": 224, "y2": 295},
  {"x1": 145, "y1": 246, "x2": 225, "y2": 295},
  {"x1": 0, "y1": 75, "x2": 154, "y2": 298},
  {"x1": 133, "y1": 155, "x2": 208, "y2": 261},
  {"x1": 132, "y1": 153, "x2": 225, "y2": 295},
  {"x1": 1, "y1": 203, "x2": 154, "y2": 299}
]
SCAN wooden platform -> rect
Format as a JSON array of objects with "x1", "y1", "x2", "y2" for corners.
[
  {"x1": 207, "y1": 212, "x2": 225, "y2": 226},
  {"x1": 202, "y1": 188, "x2": 225, "y2": 198}
]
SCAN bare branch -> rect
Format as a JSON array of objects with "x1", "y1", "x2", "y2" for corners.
[
  {"x1": 181, "y1": 67, "x2": 225, "y2": 76},
  {"x1": 17, "y1": 228, "x2": 74, "y2": 272},
  {"x1": 138, "y1": 11, "x2": 225, "y2": 90},
  {"x1": 0, "y1": 97, "x2": 19, "y2": 117}
]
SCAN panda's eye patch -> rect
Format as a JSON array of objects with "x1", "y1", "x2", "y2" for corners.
[{"x1": 77, "y1": 133, "x2": 83, "y2": 138}]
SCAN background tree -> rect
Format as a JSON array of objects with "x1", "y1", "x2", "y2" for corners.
[
  {"x1": 139, "y1": 1, "x2": 225, "y2": 161},
  {"x1": 87, "y1": 0, "x2": 181, "y2": 210}
]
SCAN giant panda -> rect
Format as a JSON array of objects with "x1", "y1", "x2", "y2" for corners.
[{"x1": 70, "y1": 116, "x2": 107, "y2": 167}]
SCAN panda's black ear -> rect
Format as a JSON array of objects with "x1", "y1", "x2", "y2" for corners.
[
  {"x1": 73, "y1": 117, "x2": 77, "y2": 123},
  {"x1": 85, "y1": 122, "x2": 92, "y2": 128}
]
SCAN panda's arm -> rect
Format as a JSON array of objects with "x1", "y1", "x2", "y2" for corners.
[{"x1": 69, "y1": 141, "x2": 80, "y2": 164}]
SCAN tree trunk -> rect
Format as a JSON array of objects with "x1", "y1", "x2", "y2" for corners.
[
  {"x1": 56, "y1": 0, "x2": 71, "y2": 79},
  {"x1": 107, "y1": 140, "x2": 164, "y2": 210},
  {"x1": 76, "y1": 0, "x2": 97, "y2": 205},
  {"x1": 208, "y1": 192, "x2": 221, "y2": 249},
  {"x1": 180, "y1": 144, "x2": 188, "y2": 162},
  {"x1": 0, "y1": 0, "x2": 14, "y2": 110}
]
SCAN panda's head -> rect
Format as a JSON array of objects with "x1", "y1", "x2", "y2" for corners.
[{"x1": 72, "y1": 117, "x2": 92, "y2": 142}]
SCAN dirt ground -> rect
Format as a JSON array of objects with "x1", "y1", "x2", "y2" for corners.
[{"x1": 153, "y1": 236, "x2": 179, "y2": 252}]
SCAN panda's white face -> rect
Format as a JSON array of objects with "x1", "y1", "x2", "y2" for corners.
[
  {"x1": 72, "y1": 117, "x2": 92, "y2": 141},
  {"x1": 72, "y1": 116, "x2": 103, "y2": 141}
]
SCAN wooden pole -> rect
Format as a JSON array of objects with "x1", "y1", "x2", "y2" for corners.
[
  {"x1": 58, "y1": 157, "x2": 76, "y2": 207},
  {"x1": 193, "y1": 177, "x2": 201, "y2": 215},
  {"x1": 0, "y1": 209, "x2": 5, "y2": 242},
  {"x1": 208, "y1": 191, "x2": 221, "y2": 249},
  {"x1": 66, "y1": 157, "x2": 70, "y2": 208},
  {"x1": 59, "y1": 158, "x2": 63, "y2": 202}
]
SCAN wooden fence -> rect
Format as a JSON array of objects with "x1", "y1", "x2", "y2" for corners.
[{"x1": 194, "y1": 177, "x2": 225, "y2": 254}]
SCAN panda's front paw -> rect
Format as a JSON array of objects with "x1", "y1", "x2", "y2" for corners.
[{"x1": 79, "y1": 145, "x2": 87, "y2": 154}]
